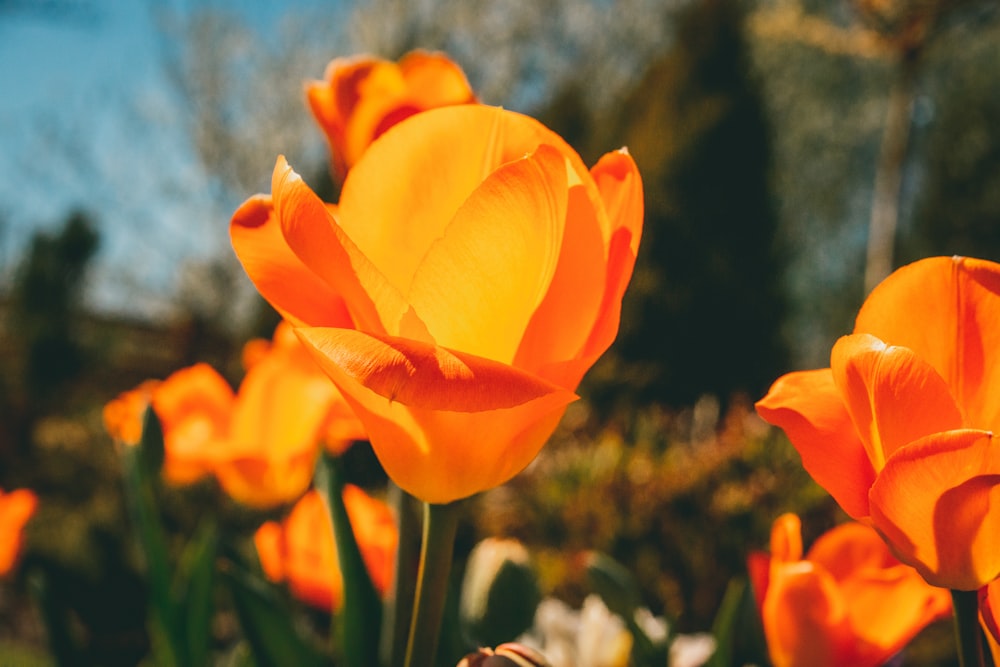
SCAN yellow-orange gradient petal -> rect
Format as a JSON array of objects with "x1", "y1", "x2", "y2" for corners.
[
  {"x1": 514, "y1": 149, "x2": 643, "y2": 388},
  {"x1": 0, "y1": 488, "x2": 37, "y2": 576},
  {"x1": 830, "y1": 334, "x2": 963, "y2": 471},
  {"x1": 756, "y1": 370, "x2": 875, "y2": 519},
  {"x1": 271, "y1": 157, "x2": 424, "y2": 339},
  {"x1": 337, "y1": 106, "x2": 588, "y2": 299},
  {"x1": 406, "y1": 144, "x2": 568, "y2": 362},
  {"x1": 231, "y1": 194, "x2": 353, "y2": 328},
  {"x1": 870, "y1": 429, "x2": 1000, "y2": 590},
  {"x1": 855, "y1": 256, "x2": 1000, "y2": 432},
  {"x1": 296, "y1": 327, "x2": 577, "y2": 504}
]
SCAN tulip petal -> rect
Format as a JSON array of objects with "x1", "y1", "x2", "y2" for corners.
[
  {"x1": 511, "y1": 180, "x2": 604, "y2": 381},
  {"x1": 579, "y1": 150, "x2": 644, "y2": 360},
  {"x1": 763, "y1": 563, "x2": 849, "y2": 667},
  {"x1": 831, "y1": 333, "x2": 963, "y2": 470},
  {"x1": 855, "y1": 256, "x2": 1000, "y2": 431},
  {"x1": 338, "y1": 105, "x2": 591, "y2": 300},
  {"x1": 806, "y1": 522, "x2": 896, "y2": 581},
  {"x1": 271, "y1": 157, "x2": 429, "y2": 340},
  {"x1": 231, "y1": 194, "x2": 353, "y2": 328},
  {"x1": 756, "y1": 369, "x2": 875, "y2": 519},
  {"x1": 870, "y1": 429, "x2": 1000, "y2": 590},
  {"x1": 407, "y1": 143, "x2": 568, "y2": 363},
  {"x1": 296, "y1": 327, "x2": 578, "y2": 503}
]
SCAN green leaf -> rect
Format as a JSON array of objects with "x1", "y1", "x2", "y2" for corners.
[
  {"x1": 173, "y1": 518, "x2": 219, "y2": 667},
  {"x1": 314, "y1": 453, "x2": 382, "y2": 667},
  {"x1": 706, "y1": 577, "x2": 769, "y2": 667},
  {"x1": 121, "y1": 407, "x2": 184, "y2": 667},
  {"x1": 222, "y1": 561, "x2": 327, "y2": 667}
]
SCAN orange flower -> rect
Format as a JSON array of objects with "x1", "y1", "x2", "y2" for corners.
[
  {"x1": 0, "y1": 488, "x2": 38, "y2": 576},
  {"x1": 306, "y1": 50, "x2": 477, "y2": 180},
  {"x1": 103, "y1": 365, "x2": 234, "y2": 485},
  {"x1": 253, "y1": 486, "x2": 397, "y2": 612},
  {"x1": 980, "y1": 580, "x2": 1000, "y2": 662},
  {"x1": 231, "y1": 104, "x2": 643, "y2": 503},
  {"x1": 213, "y1": 322, "x2": 365, "y2": 508},
  {"x1": 751, "y1": 514, "x2": 951, "y2": 667},
  {"x1": 756, "y1": 256, "x2": 1000, "y2": 589}
]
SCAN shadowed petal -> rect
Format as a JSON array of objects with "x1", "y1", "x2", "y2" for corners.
[
  {"x1": 271, "y1": 157, "x2": 429, "y2": 340},
  {"x1": 870, "y1": 429, "x2": 1000, "y2": 590},
  {"x1": 756, "y1": 369, "x2": 875, "y2": 519},
  {"x1": 296, "y1": 327, "x2": 577, "y2": 504},
  {"x1": 231, "y1": 194, "x2": 353, "y2": 328},
  {"x1": 831, "y1": 334, "x2": 963, "y2": 470}
]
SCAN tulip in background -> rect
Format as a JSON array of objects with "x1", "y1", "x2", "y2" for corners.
[
  {"x1": 104, "y1": 322, "x2": 366, "y2": 508},
  {"x1": 212, "y1": 322, "x2": 365, "y2": 508},
  {"x1": 749, "y1": 514, "x2": 951, "y2": 667},
  {"x1": 756, "y1": 256, "x2": 1000, "y2": 591},
  {"x1": 306, "y1": 50, "x2": 478, "y2": 181},
  {"x1": 0, "y1": 487, "x2": 37, "y2": 577},
  {"x1": 254, "y1": 486, "x2": 397, "y2": 612},
  {"x1": 103, "y1": 364, "x2": 232, "y2": 485}
]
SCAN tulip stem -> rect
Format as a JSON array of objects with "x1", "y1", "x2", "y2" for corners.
[
  {"x1": 952, "y1": 589, "x2": 990, "y2": 667},
  {"x1": 404, "y1": 501, "x2": 460, "y2": 667}
]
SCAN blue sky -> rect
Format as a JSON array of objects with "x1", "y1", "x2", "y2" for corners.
[{"x1": 0, "y1": 0, "x2": 344, "y2": 317}]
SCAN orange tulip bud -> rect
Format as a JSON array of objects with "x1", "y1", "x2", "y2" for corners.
[
  {"x1": 752, "y1": 514, "x2": 951, "y2": 667},
  {"x1": 0, "y1": 488, "x2": 37, "y2": 577},
  {"x1": 306, "y1": 50, "x2": 478, "y2": 181},
  {"x1": 757, "y1": 256, "x2": 1000, "y2": 589},
  {"x1": 232, "y1": 104, "x2": 642, "y2": 503},
  {"x1": 253, "y1": 486, "x2": 397, "y2": 612}
]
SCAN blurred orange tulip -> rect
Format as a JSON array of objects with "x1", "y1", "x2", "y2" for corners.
[
  {"x1": 980, "y1": 580, "x2": 1000, "y2": 662},
  {"x1": 254, "y1": 485, "x2": 397, "y2": 612},
  {"x1": 306, "y1": 50, "x2": 477, "y2": 180},
  {"x1": 103, "y1": 364, "x2": 234, "y2": 485},
  {"x1": 213, "y1": 322, "x2": 366, "y2": 508},
  {"x1": 751, "y1": 514, "x2": 951, "y2": 667},
  {"x1": 756, "y1": 256, "x2": 1000, "y2": 589},
  {"x1": 231, "y1": 104, "x2": 643, "y2": 503},
  {"x1": 0, "y1": 487, "x2": 37, "y2": 576}
]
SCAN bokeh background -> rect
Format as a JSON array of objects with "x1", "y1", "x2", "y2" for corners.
[{"x1": 2, "y1": 0, "x2": 1000, "y2": 664}]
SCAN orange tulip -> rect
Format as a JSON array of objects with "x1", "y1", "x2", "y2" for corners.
[
  {"x1": 752, "y1": 514, "x2": 951, "y2": 667},
  {"x1": 0, "y1": 487, "x2": 37, "y2": 576},
  {"x1": 306, "y1": 50, "x2": 477, "y2": 180},
  {"x1": 213, "y1": 322, "x2": 365, "y2": 508},
  {"x1": 756, "y1": 256, "x2": 1000, "y2": 590},
  {"x1": 254, "y1": 486, "x2": 397, "y2": 612},
  {"x1": 231, "y1": 104, "x2": 643, "y2": 503},
  {"x1": 980, "y1": 580, "x2": 1000, "y2": 662},
  {"x1": 103, "y1": 364, "x2": 234, "y2": 485}
]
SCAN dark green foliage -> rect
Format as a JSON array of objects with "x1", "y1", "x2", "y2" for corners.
[
  {"x1": 1, "y1": 210, "x2": 99, "y2": 456},
  {"x1": 584, "y1": 0, "x2": 785, "y2": 408}
]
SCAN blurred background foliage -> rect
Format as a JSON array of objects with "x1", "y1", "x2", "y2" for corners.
[{"x1": 2, "y1": 0, "x2": 1000, "y2": 663}]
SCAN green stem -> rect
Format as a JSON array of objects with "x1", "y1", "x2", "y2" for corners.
[
  {"x1": 314, "y1": 453, "x2": 382, "y2": 667},
  {"x1": 404, "y1": 501, "x2": 460, "y2": 667},
  {"x1": 381, "y1": 483, "x2": 419, "y2": 667},
  {"x1": 953, "y1": 589, "x2": 989, "y2": 667}
]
